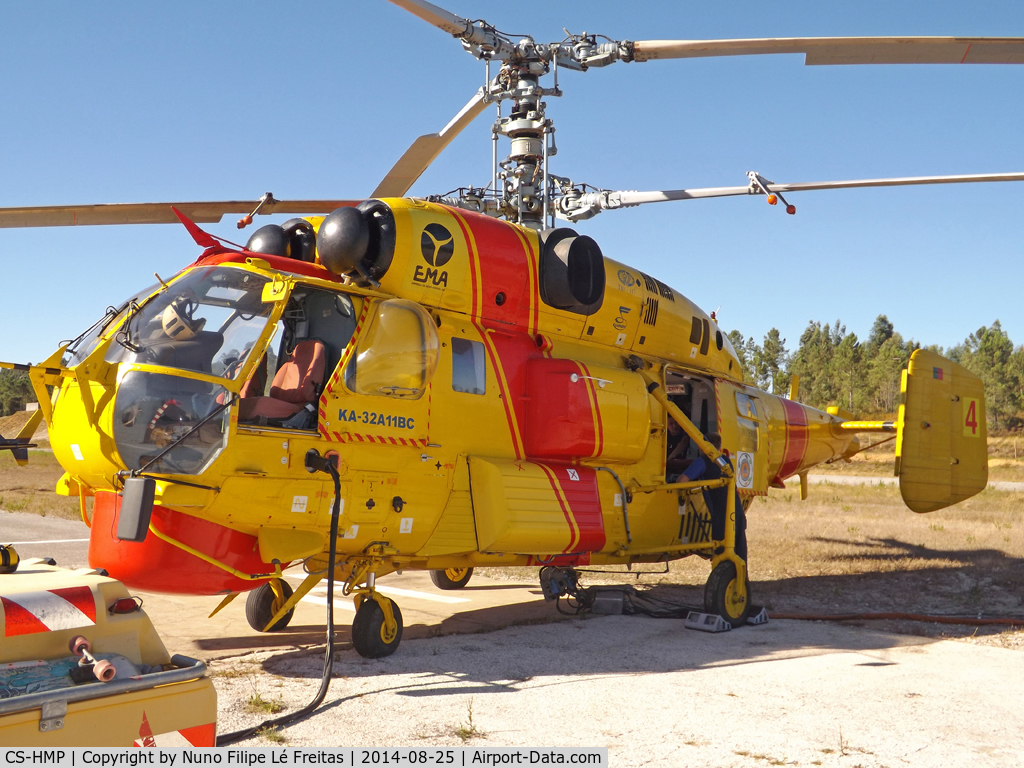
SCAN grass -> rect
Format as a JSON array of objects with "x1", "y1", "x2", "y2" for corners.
[
  {"x1": 246, "y1": 692, "x2": 284, "y2": 714},
  {"x1": 813, "y1": 434, "x2": 1024, "y2": 482},
  {"x1": 245, "y1": 676, "x2": 284, "y2": 714},
  {"x1": 454, "y1": 697, "x2": 481, "y2": 742},
  {"x1": 4, "y1": 423, "x2": 1023, "y2": 642},
  {"x1": 0, "y1": 450, "x2": 83, "y2": 520},
  {"x1": 256, "y1": 726, "x2": 285, "y2": 744}
]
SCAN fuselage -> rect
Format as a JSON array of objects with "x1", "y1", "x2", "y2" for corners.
[{"x1": 44, "y1": 199, "x2": 858, "y2": 594}]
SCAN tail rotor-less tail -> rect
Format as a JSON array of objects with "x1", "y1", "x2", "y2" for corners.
[{"x1": 895, "y1": 349, "x2": 988, "y2": 512}]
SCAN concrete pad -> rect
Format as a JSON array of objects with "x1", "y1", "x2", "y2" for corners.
[
  {"x1": 214, "y1": 615, "x2": 1024, "y2": 767},
  {"x1": 139, "y1": 570, "x2": 559, "y2": 661}
]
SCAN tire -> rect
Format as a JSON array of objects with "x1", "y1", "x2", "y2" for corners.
[
  {"x1": 351, "y1": 598, "x2": 403, "y2": 658},
  {"x1": 429, "y1": 567, "x2": 474, "y2": 590},
  {"x1": 703, "y1": 560, "x2": 751, "y2": 628},
  {"x1": 245, "y1": 579, "x2": 294, "y2": 632}
]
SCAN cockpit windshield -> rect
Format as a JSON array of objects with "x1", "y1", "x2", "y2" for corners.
[
  {"x1": 105, "y1": 266, "x2": 273, "y2": 379},
  {"x1": 62, "y1": 284, "x2": 159, "y2": 368}
]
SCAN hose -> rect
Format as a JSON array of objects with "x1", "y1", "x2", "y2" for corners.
[
  {"x1": 216, "y1": 458, "x2": 342, "y2": 745},
  {"x1": 771, "y1": 612, "x2": 1024, "y2": 627}
]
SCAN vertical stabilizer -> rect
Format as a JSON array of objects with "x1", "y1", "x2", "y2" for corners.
[{"x1": 896, "y1": 349, "x2": 988, "y2": 513}]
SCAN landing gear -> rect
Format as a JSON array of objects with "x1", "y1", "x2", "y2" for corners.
[
  {"x1": 245, "y1": 579, "x2": 294, "y2": 632},
  {"x1": 351, "y1": 596, "x2": 403, "y2": 658},
  {"x1": 429, "y1": 567, "x2": 474, "y2": 590},
  {"x1": 704, "y1": 560, "x2": 751, "y2": 628}
]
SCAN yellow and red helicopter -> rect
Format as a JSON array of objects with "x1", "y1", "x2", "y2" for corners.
[{"x1": 1, "y1": 0, "x2": 1019, "y2": 657}]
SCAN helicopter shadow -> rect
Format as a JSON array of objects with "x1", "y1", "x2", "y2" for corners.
[
  {"x1": 250, "y1": 547, "x2": 1024, "y2": 698},
  {"x1": 260, "y1": 604, "x2": 937, "y2": 703},
  {"x1": 206, "y1": 535, "x2": 1023, "y2": 687}
]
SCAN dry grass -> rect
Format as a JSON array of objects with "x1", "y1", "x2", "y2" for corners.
[
  {"x1": 814, "y1": 435, "x2": 1024, "y2": 482},
  {"x1": 0, "y1": 450, "x2": 83, "y2": 520}
]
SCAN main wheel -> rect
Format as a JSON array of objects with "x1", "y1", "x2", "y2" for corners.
[
  {"x1": 704, "y1": 560, "x2": 751, "y2": 628},
  {"x1": 351, "y1": 598, "x2": 403, "y2": 658},
  {"x1": 429, "y1": 567, "x2": 474, "y2": 590},
  {"x1": 245, "y1": 579, "x2": 294, "y2": 632}
]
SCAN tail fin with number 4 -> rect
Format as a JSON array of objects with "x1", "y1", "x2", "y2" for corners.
[{"x1": 895, "y1": 349, "x2": 988, "y2": 513}]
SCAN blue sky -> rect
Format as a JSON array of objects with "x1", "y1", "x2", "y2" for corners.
[{"x1": 1, "y1": 1, "x2": 1023, "y2": 363}]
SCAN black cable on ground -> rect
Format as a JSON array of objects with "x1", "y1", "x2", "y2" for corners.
[{"x1": 216, "y1": 455, "x2": 342, "y2": 745}]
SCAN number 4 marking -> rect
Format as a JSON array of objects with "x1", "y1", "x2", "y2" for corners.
[{"x1": 963, "y1": 398, "x2": 979, "y2": 437}]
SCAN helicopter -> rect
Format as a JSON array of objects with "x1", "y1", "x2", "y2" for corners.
[{"x1": 0, "y1": 0, "x2": 1019, "y2": 657}]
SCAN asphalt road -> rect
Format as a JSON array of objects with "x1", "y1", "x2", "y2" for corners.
[{"x1": 1, "y1": 510, "x2": 91, "y2": 569}]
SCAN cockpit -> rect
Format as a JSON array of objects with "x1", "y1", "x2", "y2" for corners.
[
  {"x1": 61, "y1": 258, "x2": 440, "y2": 478},
  {"x1": 104, "y1": 266, "x2": 274, "y2": 377}
]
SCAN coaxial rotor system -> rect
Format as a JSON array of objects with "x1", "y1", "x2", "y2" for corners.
[{"x1": 2, "y1": 0, "x2": 1024, "y2": 232}]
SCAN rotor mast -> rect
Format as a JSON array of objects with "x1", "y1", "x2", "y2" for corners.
[
  {"x1": 485, "y1": 41, "x2": 559, "y2": 228},
  {"x1": 392, "y1": 0, "x2": 630, "y2": 228},
  {"x1": 452, "y1": 31, "x2": 630, "y2": 229}
]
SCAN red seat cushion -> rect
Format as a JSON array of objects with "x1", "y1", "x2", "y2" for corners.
[
  {"x1": 270, "y1": 340, "x2": 326, "y2": 404},
  {"x1": 238, "y1": 340, "x2": 326, "y2": 423},
  {"x1": 238, "y1": 397, "x2": 303, "y2": 421}
]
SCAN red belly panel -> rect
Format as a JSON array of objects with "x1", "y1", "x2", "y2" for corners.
[{"x1": 88, "y1": 491, "x2": 276, "y2": 595}]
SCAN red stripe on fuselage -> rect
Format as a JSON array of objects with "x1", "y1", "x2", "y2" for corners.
[
  {"x1": 549, "y1": 464, "x2": 606, "y2": 553},
  {"x1": 776, "y1": 399, "x2": 809, "y2": 481},
  {"x1": 537, "y1": 463, "x2": 579, "y2": 553},
  {"x1": 450, "y1": 212, "x2": 523, "y2": 456},
  {"x1": 535, "y1": 463, "x2": 606, "y2": 554},
  {"x1": 578, "y1": 362, "x2": 604, "y2": 459}
]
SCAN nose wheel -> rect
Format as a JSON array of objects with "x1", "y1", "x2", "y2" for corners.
[
  {"x1": 351, "y1": 594, "x2": 403, "y2": 658},
  {"x1": 245, "y1": 578, "x2": 295, "y2": 632},
  {"x1": 429, "y1": 567, "x2": 474, "y2": 590}
]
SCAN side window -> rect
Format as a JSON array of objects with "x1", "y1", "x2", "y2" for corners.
[
  {"x1": 735, "y1": 392, "x2": 759, "y2": 452},
  {"x1": 344, "y1": 299, "x2": 439, "y2": 399},
  {"x1": 451, "y1": 338, "x2": 486, "y2": 395}
]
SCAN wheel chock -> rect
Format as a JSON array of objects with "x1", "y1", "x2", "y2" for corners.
[
  {"x1": 748, "y1": 607, "x2": 770, "y2": 625},
  {"x1": 684, "y1": 611, "x2": 731, "y2": 633}
]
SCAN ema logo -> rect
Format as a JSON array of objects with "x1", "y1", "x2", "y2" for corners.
[
  {"x1": 415, "y1": 223, "x2": 454, "y2": 288},
  {"x1": 420, "y1": 223, "x2": 454, "y2": 267}
]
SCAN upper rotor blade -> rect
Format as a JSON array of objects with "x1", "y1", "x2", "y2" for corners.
[
  {"x1": 616, "y1": 172, "x2": 1024, "y2": 207},
  {"x1": 386, "y1": 0, "x2": 472, "y2": 37},
  {"x1": 631, "y1": 37, "x2": 1024, "y2": 65},
  {"x1": 372, "y1": 88, "x2": 489, "y2": 198},
  {"x1": 0, "y1": 200, "x2": 361, "y2": 228}
]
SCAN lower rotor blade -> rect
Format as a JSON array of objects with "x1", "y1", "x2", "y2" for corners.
[
  {"x1": 0, "y1": 200, "x2": 361, "y2": 228},
  {"x1": 372, "y1": 88, "x2": 488, "y2": 199},
  {"x1": 616, "y1": 171, "x2": 1024, "y2": 207}
]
